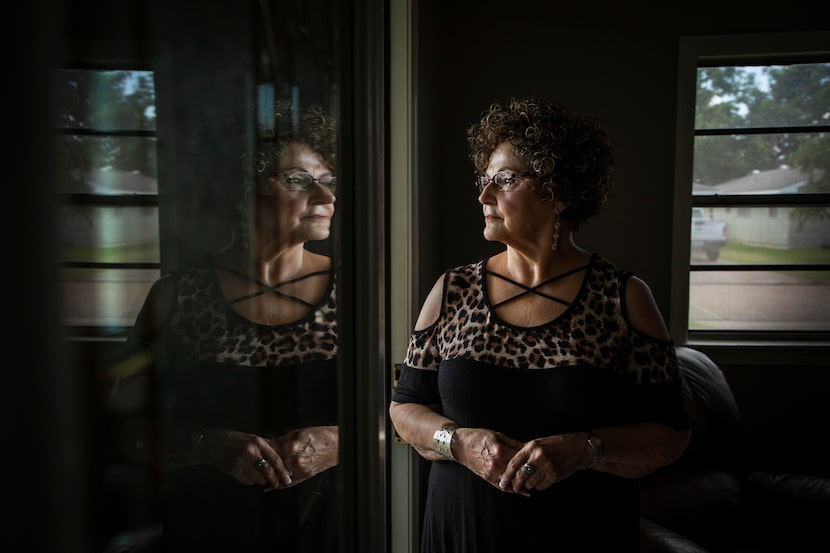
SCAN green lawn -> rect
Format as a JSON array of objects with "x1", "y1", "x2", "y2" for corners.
[
  {"x1": 62, "y1": 241, "x2": 160, "y2": 263},
  {"x1": 719, "y1": 242, "x2": 830, "y2": 282},
  {"x1": 720, "y1": 242, "x2": 830, "y2": 264}
]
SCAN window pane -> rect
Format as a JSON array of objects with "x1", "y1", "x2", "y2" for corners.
[
  {"x1": 62, "y1": 268, "x2": 160, "y2": 328},
  {"x1": 692, "y1": 133, "x2": 828, "y2": 194},
  {"x1": 696, "y1": 63, "x2": 830, "y2": 130},
  {"x1": 55, "y1": 135, "x2": 158, "y2": 194},
  {"x1": 59, "y1": 206, "x2": 160, "y2": 263},
  {"x1": 689, "y1": 270, "x2": 830, "y2": 331},
  {"x1": 53, "y1": 69, "x2": 157, "y2": 131},
  {"x1": 690, "y1": 206, "x2": 830, "y2": 264}
]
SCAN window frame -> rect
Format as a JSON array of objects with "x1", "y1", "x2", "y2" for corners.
[
  {"x1": 56, "y1": 52, "x2": 162, "y2": 339},
  {"x1": 671, "y1": 31, "x2": 830, "y2": 351}
]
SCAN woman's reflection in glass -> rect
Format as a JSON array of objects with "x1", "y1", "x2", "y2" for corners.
[{"x1": 111, "y1": 102, "x2": 339, "y2": 552}]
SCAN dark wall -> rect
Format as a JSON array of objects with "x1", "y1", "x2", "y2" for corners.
[{"x1": 413, "y1": 0, "x2": 830, "y2": 476}]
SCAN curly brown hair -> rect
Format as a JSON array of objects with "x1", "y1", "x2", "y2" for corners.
[
  {"x1": 247, "y1": 102, "x2": 337, "y2": 182},
  {"x1": 466, "y1": 97, "x2": 614, "y2": 229}
]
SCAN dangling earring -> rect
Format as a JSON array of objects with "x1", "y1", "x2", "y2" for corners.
[{"x1": 551, "y1": 217, "x2": 561, "y2": 251}]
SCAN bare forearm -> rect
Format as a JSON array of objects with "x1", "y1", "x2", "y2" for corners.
[
  {"x1": 591, "y1": 422, "x2": 690, "y2": 478},
  {"x1": 389, "y1": 401, "x2": 454, "y2": 461}
]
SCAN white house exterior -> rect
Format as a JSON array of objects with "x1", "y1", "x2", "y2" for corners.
[{"x1": 693, "y1": 167, "x2": 830, "y2": 250}]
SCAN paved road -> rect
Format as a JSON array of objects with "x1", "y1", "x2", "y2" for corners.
[{"x1": 689, "y1": 256, "x2": 830, "y2": 331}]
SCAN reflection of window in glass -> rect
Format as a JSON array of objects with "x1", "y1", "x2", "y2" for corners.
[
  {"x1": 54, "y1": 68, "x2": 160, "y2": 335},
  {"x1": 688, "y1": 61, "x2": 830, "y2": 335}
]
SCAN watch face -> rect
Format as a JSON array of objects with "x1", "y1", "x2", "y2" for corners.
[{"x1": 588, "y1": 433, "x2": 602, "y2": 448}]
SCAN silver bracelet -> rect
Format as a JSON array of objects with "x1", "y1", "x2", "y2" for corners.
[{"x1": 432, "y1": 424, "x2": 458, "y2": 461}]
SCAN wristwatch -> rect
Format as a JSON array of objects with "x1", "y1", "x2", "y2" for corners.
[
  {"x1": 189, "y1": 428, "x2": 206, "y2": 450},
  {"x1": 585, "y1": 432, "x2": 603, "y2": 469}
]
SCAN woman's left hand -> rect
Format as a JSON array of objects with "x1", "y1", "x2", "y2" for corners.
[
  {"x1": 267, "y1": 425, "x2": 339, "y2": 486},
  {"x1": 499, "y1": 433, "x2": 589, "y2": 494}
]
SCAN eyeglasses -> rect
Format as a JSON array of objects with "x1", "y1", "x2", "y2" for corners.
[
  {"x1": 267, "y1": 171, "x2": 337, "y2": 193},
  {"x1": 475, "y1": 171, "x2": 534, "y2": 193}
]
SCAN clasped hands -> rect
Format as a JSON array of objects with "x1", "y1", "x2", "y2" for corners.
[
  {"x1": 453, "y1": 428, "x2": 589, "y2": 496},
  {"x1": 199, "y1": 425, "x2": 338, "y2": 491}
]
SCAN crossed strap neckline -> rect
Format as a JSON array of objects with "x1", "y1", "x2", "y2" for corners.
[
  {"x1": 484, "y1": 263, "x2": 589, "y2": 309},
  {"x1": 214, "y1": 263, "x2": 333, "y2": 307}
]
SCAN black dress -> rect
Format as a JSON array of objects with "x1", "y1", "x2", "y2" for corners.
[
  {"x1": 140, "y1": 255, "x2": 339, "y2": 553},
  {"x1": 392, "y1": 255, "x2": 689, "y2": 553}
]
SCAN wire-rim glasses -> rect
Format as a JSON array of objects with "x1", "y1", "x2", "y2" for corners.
[
  {"x1": 266, "y1": 171, "x2": 337, "y2": 194},
  {"x1": 475, "y1": 171, "x2": 534, "y2": 193}
]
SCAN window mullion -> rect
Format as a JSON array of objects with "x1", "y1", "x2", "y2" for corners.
[{"x1": 693, "y1": 193, "x2": 829, "y2": 207}]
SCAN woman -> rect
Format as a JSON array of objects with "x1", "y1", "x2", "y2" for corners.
[
  {"x1": 113, "y1": 103, "x2": 339, "y2": 552},
  {"x1": 389, "y1": 97, "x2": 691, "y2": 552}
]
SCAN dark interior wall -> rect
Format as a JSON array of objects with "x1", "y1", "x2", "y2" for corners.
[{"x1": 414, "y1": 0, "x2": 830, "y2": 477}]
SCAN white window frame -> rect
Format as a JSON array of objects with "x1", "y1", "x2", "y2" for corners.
[{"x1": 671, "y1": 31, "x2": 830, "y2": 353}]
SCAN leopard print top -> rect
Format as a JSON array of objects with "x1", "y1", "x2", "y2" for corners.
[
  {"x1": 165, "y1": 255, "x2": 338, "y2": 367},
  {"x1": 152, "y1": 256, "x2": 339, "y2": 553},
  {"x1": 401, "y1": 254, "x2": 678, "y2": 385}
]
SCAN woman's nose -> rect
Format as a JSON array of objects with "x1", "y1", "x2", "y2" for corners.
[
  {"x1": 478, "y1": 183, "x2": 494, "y2": 203},
  {"x1": 309, "y1": 182, "x2": 336, "y2": 203}
]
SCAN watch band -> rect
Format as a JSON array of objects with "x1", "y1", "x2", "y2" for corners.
[
  {"x1": 189, "y1": 428, "x2": 206, "y2": 448},
  {"x1": 585, "y1": 431, "x2": 602, "y2": 468}
]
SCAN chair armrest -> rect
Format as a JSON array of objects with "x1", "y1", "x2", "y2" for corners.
[
  {"x1": 745, "y1": 470, "x2": 830, "y2": 517},
  {"x1": 640, "y1": 518, "x2": 710, "y2": 553},
  {"x1": 743, "y1": 471, "x2": 830, "y2": 549}
]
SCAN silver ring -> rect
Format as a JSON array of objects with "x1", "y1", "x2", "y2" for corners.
[
  {"x1": 255, "y1": 458, "x2": 269, "y2": 470},
  {"x1": 521, "y1": 462, "x2": 536, "y2": 475}
]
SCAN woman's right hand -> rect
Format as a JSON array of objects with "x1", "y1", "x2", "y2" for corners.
[
  {"x1": 453, "y1": 428, "x2": 526, "y2": 494},
  {"x1": 267, "y1": 425, "x2": 339, "y2": 485},
  {"x1": 199, "y1": 428, "x2": 293, "y2": 490}
]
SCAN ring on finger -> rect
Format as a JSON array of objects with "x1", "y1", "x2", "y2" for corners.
[
  {"x1": 521, "y1": 462, "x2": 536, "y2": 475},
  {"x1": 255, "y1": 458, "x2": 270, "y2": 471}
]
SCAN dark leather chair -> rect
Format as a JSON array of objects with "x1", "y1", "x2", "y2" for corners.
[{"x1": 639, "y1": 346, "x2": 830, "y2": 552}]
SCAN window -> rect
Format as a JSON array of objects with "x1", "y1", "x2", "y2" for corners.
[
  {"x1": 673, "y1": 33, "x2": 830, "y2": 342},
  {"x1": 53, "y1": 67, "x2": 160, "y2": 337}
]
